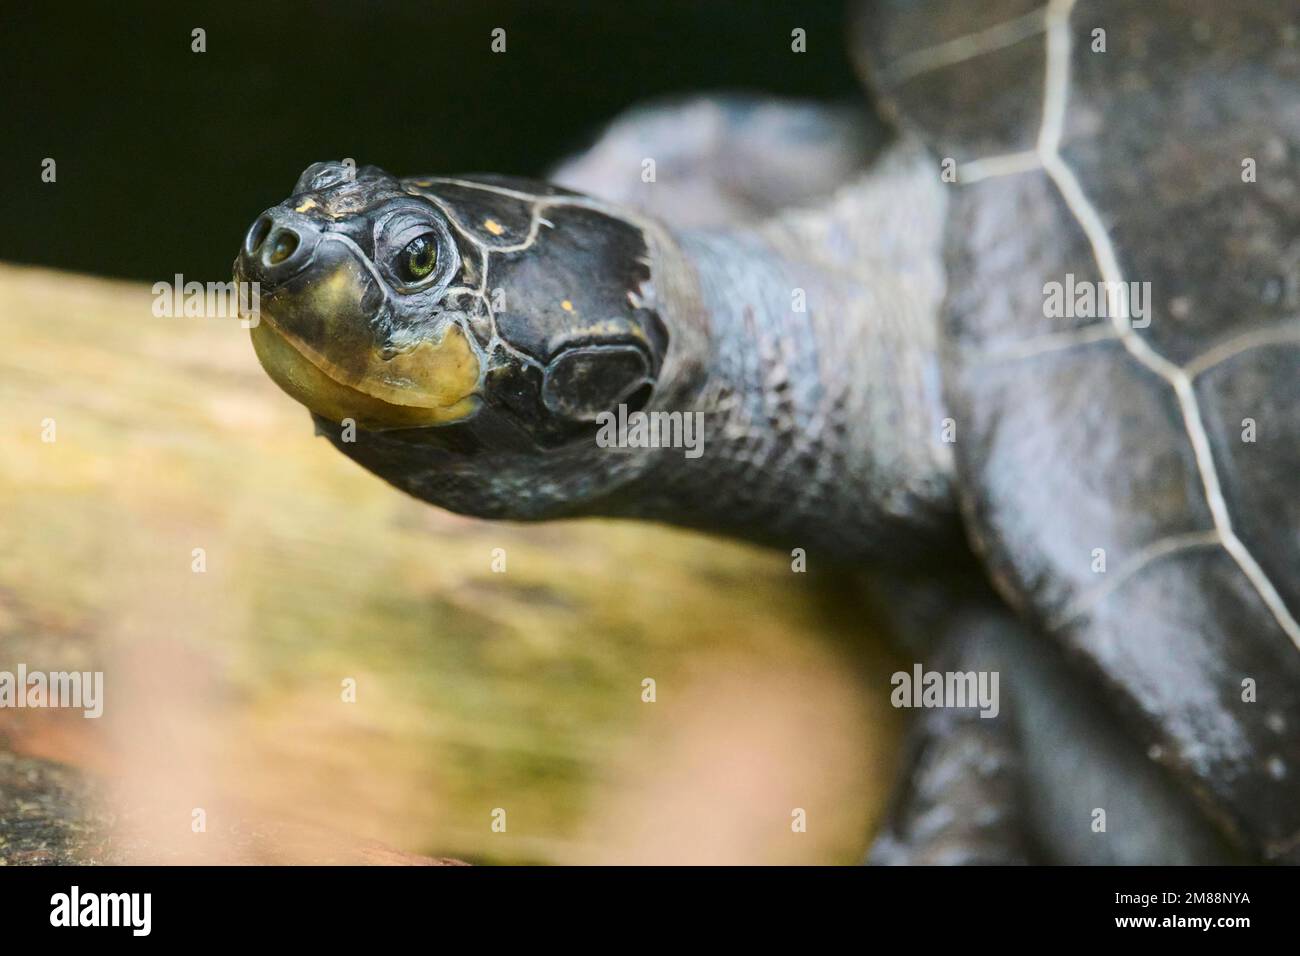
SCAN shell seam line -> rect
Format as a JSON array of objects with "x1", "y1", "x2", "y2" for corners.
[
  {"x1": 1049, "y1": 530, "x2": 1222, "y2": 631},
  {"x1": 967, "y1": 322, "x2": 1118, "y2": 365},
  {"x1": 1035, "y1": 0, "x2": 1300, "y2": 651},
  {"x1": 884, "y1": 6, "x2": 1049, "y2": 83}
]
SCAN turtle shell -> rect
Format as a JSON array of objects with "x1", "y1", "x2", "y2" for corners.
[{"x1": 859, "y1": 0, "x2": 1300, "y2": 858}]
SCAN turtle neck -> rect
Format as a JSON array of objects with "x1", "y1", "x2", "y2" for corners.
[{"x1": 596, "y1": 144, "x2": 962, "y2": 562}]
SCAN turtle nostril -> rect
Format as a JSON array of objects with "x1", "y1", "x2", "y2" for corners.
[
  {"x1": 267, "y1": 229, "x2": 300, "y2": 265},
  {"x1": 246, "y1": 216, "x2": 272, "y2": 254}
]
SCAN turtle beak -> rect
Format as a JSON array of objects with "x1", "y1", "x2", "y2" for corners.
[
  {"x1": 237, "y1": 205, "x2": 482, "y2": 430},
  {"x1": 246, "y1": 219, "x2": 387, "y2": 381}
]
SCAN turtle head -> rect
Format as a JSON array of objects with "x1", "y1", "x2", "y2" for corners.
[
  {"x1": 236, "y1": 160, "x2": 483, "y2": 430},
  {"x1": 236, "y1": 160, "x2": 676, "y2": 518}
]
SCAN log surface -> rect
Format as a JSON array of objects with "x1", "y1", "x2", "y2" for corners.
[{"x1": 0, "y1": 264, "x2": 900, "y2": 864}]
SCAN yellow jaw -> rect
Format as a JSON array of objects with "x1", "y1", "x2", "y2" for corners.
[{"x1": 250, "y1": 316, "x2": 481, "y2": 430}]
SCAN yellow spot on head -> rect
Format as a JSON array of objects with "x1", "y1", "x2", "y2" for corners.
[
  {"x1": 483, "y1": 218, "x2": 504, "y2": 236},
  {"x1": 295, "y1": 198, "x2": 318, "y2": 213},
  {"x1": 316, "y1": 264, "x2": 361, "y2": 312},
  {"x1": 561, "y1": 300, "x2": 574, "y2": 312}
]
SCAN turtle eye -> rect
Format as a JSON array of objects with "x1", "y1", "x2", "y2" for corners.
[{"x1": 398, "y1": 233, "x2": 439, "y2": 283}]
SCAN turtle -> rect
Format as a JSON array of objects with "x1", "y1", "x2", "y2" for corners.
[{"x1": 233, "y1": 0, "x2": 1300, "y2": 864}]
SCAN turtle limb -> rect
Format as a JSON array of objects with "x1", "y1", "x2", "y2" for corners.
[
  {"x1": 869, "y1": 586, "x2": 1245, "y2": 865},
  {"x1": 868, "y1": 628, "x2": 1038, "y2": 865}
]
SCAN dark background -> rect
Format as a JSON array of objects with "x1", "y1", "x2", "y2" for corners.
[{"x1": 0, "y1": 0, "x2": 859, "y2": 283}]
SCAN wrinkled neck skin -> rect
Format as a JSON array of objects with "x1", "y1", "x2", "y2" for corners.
[{"x1": 598, "y1": 207, "x2": 960, "y2": 563}]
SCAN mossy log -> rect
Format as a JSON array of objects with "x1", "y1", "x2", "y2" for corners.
[{"x1": 0, "y1": 263, "x2": 901, "y2": 864}]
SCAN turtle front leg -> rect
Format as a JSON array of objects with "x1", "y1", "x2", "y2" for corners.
[
  {"x1": 870, "y1": 704, "x2": 1038, "y2": 864},
  {"x1": 869, "y1": 595, "x2": 1245, "y2": 865},
  {"x1": 869, "y1": 613, "x2": 1038, "y2": 865}
]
